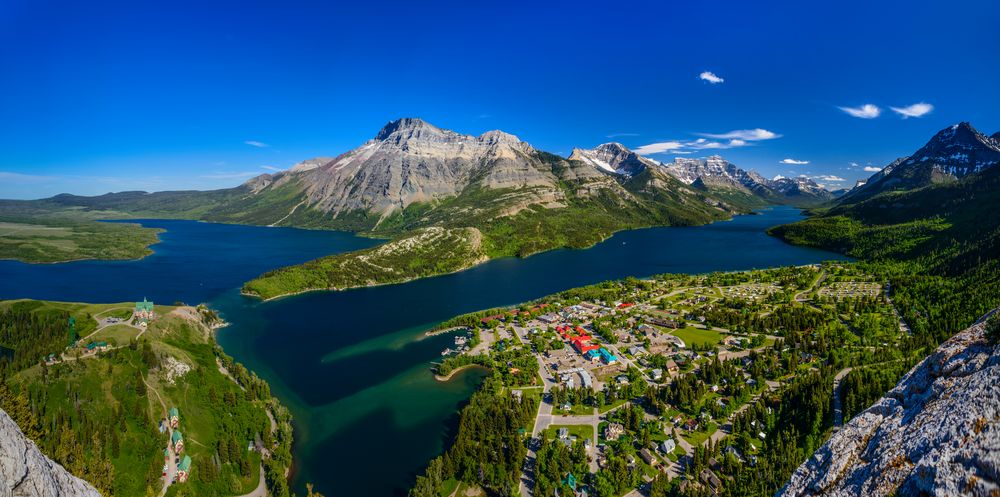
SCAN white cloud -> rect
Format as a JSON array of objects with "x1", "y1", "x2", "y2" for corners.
[
  {"x1": 635, "y1": 128, "x2": 780, "y2": 155},
  {"x1": 244, "y1": 140, "x2": 269, "y2": 148},
  {"x1": 781, "y1": 158, "x2": 809, "y2": 165},
  {"x1": 260, "y1": 165, "x2": 282, "y2": 172},
  {"x1": 699, "y1": 71, "x2": 724, "y2": 84},
  {"x1": 849, "y1": 162, "x2": 860, "y2": 168},
  {"x1": 698, "y1": 129, "x2": 781, "y2": 141},
  {"x1": 863, "y1": 166, "x2": 882, "y2": 172},
  {"x1": 814, "y1": 175, "x2": 845, "y2": 182},
  {"x1": 635, "y1": 141, "x2": 685, "y2": 155},
  {"x1": 606, "y1": 132, "x2": 639, "y2": 138},
  {"x1": 838, "y1": 104, "x2": 881, "y2": 119},
  {"x1": 890, "y1": 102, "x2": 933, "y2": 118},
  {"x1": 773, "y1": 175, "x2": 786, "y2": 180}
]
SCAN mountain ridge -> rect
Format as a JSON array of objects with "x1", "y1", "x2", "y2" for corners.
[
  {"x1": 779, "y1": 309, "x2": 1000, "y2": 497},
  {"x1": 0, "y1": 407, "x2": 101, "y2": 497}
]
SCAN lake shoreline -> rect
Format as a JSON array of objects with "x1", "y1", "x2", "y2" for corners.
[
  {"x1": 433, "y1": 363, "x2": 490, "y2": 382},
  {"x1": 240, "y1": 207, "x2": 768, "y2": 301}
]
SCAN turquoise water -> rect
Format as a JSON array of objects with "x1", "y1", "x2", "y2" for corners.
[{"x1": 0, "y1": 207, "x2": 849, "y2": 496}]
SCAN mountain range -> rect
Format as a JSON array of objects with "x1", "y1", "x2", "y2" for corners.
[
  {"x1": 770, "y1": 121, "x2": 1000, "y2": 279},
  {"x1": 7, "y1": 118, "x2": 997, "y2": 297},
  {"x1": 22, "y1": 118, "x2": 833, "y2": 231},
  {"x1": 840, "y1": 121, "x2": 1000, "y2": 204}
]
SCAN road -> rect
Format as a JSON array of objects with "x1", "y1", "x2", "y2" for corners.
[
  {"x1": 794, "y1": 268, "x2": 827, "y2": 302},
  {"x1": 832, "y1": 367, "x2": 854, "y2": 430},
  {"x1": 519, "y1": 354, "x2": 558, "y2": 497}
]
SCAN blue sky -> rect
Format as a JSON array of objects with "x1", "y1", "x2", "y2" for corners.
[{"x1": 1, "y1": 0, "x2": 998, "y2": 199}]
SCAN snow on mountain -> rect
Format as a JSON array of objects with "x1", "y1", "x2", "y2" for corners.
[{"x1": 568, "y1": 143, "x2": 659, "y2": 177}]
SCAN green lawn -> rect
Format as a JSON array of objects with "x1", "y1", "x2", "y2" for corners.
[
  {"x1": 670, "y1": 326, "x2": 724, "y2": 348},
  {"x1": 681, "y1": 422, "x2": 718, "y2": 447},
  {"x1": 89, "y1": 324, "x2": 140, "y2": 346},
  {"x1": 544, "y1": 424, "x2": 595, "y2": 442},
  {"x1": 438, "y1": 477, "x2": 459, "y2": 497},
  {"x1": 598, "y1": 398, "x2": 627, "y2": 414},
  {"x1": 555, "y1": 403, "x2": 595, "y2": 416}
]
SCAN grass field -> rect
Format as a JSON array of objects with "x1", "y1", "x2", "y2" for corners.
[
  {"x1": 598, "y1": 398, "x2": 627, "y2": 414},
  {"x1": 669, "y1": 326, "x2": 724, "y2": 348},
  {"x1": 543, "y1": 424, "x2": 595, "y2": 442},
  {"x1": 0, "y1": 218, "x2": 161, "y2": 263},
  {"x1": 88, "y1": 323, "x2": 141, "y2": 345},
  {"x1": 555, "y1": 403, "x2": 595, "y2": 416},
  {"x1": 681, "y1": 422, "x2": 718, "y2": 447}
]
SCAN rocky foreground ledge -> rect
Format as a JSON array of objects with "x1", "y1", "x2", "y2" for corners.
[
  {"x1": 0, "y1": 408, "x2": 100, "y2": 497},
  {"x1": 780, "y1": 309, "x2": 1000, "y2": 497}
]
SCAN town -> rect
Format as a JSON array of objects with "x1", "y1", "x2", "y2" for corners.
[{"x1": 427, "y1": 262, "x2": 911, "y2": 497}]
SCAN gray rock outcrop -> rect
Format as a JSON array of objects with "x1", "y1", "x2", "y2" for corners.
[
  {"x1": 779, "y1": 310, "x2": 1000, "y2": 497},
  {"x1": 0, "y1": 408, "x2": 100, "y2": 497}
]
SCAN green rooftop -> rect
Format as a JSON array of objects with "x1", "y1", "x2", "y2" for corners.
[
  {"x1": 135, "y1": 297, "x2": 154, "y2": 312},
  {"x1": 178, "y1": 455, "x2": 192, "y2": 472}
]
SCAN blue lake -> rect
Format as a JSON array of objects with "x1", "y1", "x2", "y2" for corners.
[{"x1": 0, "y1": 206, "x2": 848, "y2": 496}]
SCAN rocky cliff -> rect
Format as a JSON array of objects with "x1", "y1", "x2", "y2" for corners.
[
  {"x1": 0, "y1": 408, "x2": 100, "y2": 497},
  {"x1": 779, "y1": 310, "x2": 1000, "y2": 497}
]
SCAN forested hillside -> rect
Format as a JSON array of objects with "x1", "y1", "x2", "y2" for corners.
[{"x1": 0, "y1": 300, "x2": 298, "y2": 497}]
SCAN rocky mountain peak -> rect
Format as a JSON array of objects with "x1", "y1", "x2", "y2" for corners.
[
  {"x1": 780, "y1": 309, "x2": 1000, "y2": 497},
  {"x1": 478, "y1": 129, "x2": 523, "y2": 146},
  {"x1": 905, "y1": 121, "x2": 1000, "y2": 177},
  {"x1": 569, "y1": 142, "x2": 655, "y2": 176},
  {"x1": 374, "y1": 117, "x2": 448, "y2": 142}
]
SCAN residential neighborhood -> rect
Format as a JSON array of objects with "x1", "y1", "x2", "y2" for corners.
[{"x1": 430, "y1": 262, "x2": 910, "y2": 497}]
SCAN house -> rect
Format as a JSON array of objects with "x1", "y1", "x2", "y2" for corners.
[
  {"x1": 699, "y1": 469, "x2": 722, "y2": 493},
  {"x1": 661, "y1": 438, "x2": 676, "y2": 454},
  {"x1": 579, "y1": 371, "x2": 594, "y2": 389},
  {"x1": 650, "y1": 368, "x2": 663, "y2": 381},
  {"x1": 85, "y1": 341, "x2": 109, "y2": 352},
  {"x1": 538, "y1": 313, "x2": 560, "y2": 324},
  {"x1": 684, "y1": 419, "x2": 699, "y2": 432},
  {"x1": 598, "y1": 347, "x2": 617, "y2": 364},
  {"x1": 171, "y1": 430, "x2": 184, "y2": 453},
  {"x1": 647, "y1": 317, "x2": 680, "y2": 329},
  {"x1": 665, "y1": 359, "x2": 679, "y2": 373},
  {"x1": 562, "y1": 472, "x2": 578, "y2": 492},
  {"x1": 177, "y1": 455, "x2": 192, "y2": 483},
  {"x1": 169, "y1": 407, "x2": 180, "y2": 428},
  {"x1": 558, "y1": 427, "x2": 569, "y2": 439},
  {"x1": 616, "y1": 375, "x2": 630, "y2": 385},
  {"x1": 605, "y1": 423, "x2": 625, "y2": 441},
  {"x1": 627, "y1": 345, "x2": 647, "y2": 356},
  {"x1": 135, "y1": 298, "x2": 155, "y2": 324},
  {"x1": 639, "y1": 448, "x2": 657, "y2": 465},
  {"x1": 663, "y1": 334, "x2": 685, "y2": 348}
]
